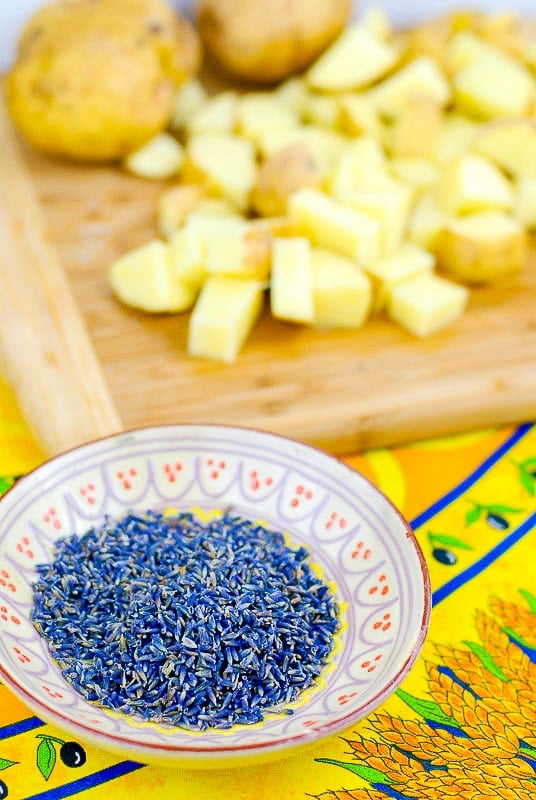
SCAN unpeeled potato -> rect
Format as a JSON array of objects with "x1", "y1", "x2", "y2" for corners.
[
  {"x1": 195, "y1": 0, "x2": 352, "y2": 85},
  {"x1": 251, "y1": 143, "x2": 322, "y2": 217},
  {"x1": 7, "y1": 0, "x2": 201, "y2": 162}
]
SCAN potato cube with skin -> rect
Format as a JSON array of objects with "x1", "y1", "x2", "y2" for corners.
[
  {"x1": 473, "y1": 120, "x2": 536, "y2": 179},
  {"x1": 270, "y1": 238, "x2": 314, "y2": 324},
  {"x1": 123, "y1": 134, "x2": 184, "y2": 180},
  {"x1": 439, "y1": 154, "x2": 514, "y2": 215},
  {"x1": 251, "y1": 143, "x2": 322, "y2": 218},
  {"x1": 454, "y1": 52, "x2": 534, "y2": 119},
  {"x1": 168, "y1": 228, "x2": 206, "y2": 289},
  {"x1": 236, "y1": 93, "x2": 298, "y2": 142},
  {"x1": 367, "y1": 57, "x2": 451, "y2": 119},
  {"x1": 306, "y1": 23, "x2": 399, "y2": 92},
  {"x1": 408, "y1": 189, "x2": 448, "y2": 251},
  {"x1": 437, "y1": 211, "x2": 527, "y2": 283},
  {"x1": 365, "y1": 242, "x2": 435, "y2": 312},
  {"x1": 109, "y1": 240, "x2": 196, "y2": 313},
  {"x1": 186, "y1": 91, "x2": 238, "y2": 136},
  {"x1": 515, "y1": 177, "x2": 536, "y2": 230},
  {"x1": 185, "y1": 133, "x2": 257, "y2": 211},
  {"x1": 188, "y1": 277, "x2": 264, "y2": 363},
  {"x1": 169, "y1": 78, "x2": 208, "y2": 132},
  {"x1": 343, "y1": 183, "x2": 413, "y2": 255},
  {"x1": 387, "y1": 273, "x2": 469, "y2": 337},
  {"x1": 205, "y1": 226, "x2": 272, "y2": 281},
  {"x1": 156, "y1": 184, "x2": 206, "y2": 239},
  {"x1": 311, "y1": 248, "x2": 372, "y2": 329},
  {"x1": 288, "y1": 188, "x2": 382, "y2": 267},
  {"x1": 257, "y1": 126, "x2": 347, "y2": 180}
]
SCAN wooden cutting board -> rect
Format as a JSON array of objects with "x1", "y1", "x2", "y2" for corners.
[{"x1": 0, "y1": 92, "x2": 535, "y2": 457}]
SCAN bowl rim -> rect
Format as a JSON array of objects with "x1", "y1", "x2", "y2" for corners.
[{"x1": 0, "y1": 422, "x2": 431, "y2": 758}]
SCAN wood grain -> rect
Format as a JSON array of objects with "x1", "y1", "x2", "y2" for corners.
[
  {"x1": 0, "y1": 95, "x2": 535, "y2": 456},
  {"x1": 0, "y1": 93, "x2": 123, "y2": 456}
]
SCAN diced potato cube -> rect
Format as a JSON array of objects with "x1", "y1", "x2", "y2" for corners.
[
  {"x1": 273, "y1": 77, "x2": 311, "y2": 117},
  {"x1": 302, "y1": 93, "x2": 341, "y2": 128},
  {"x1": 368, "y1": 56, "x2": 451, "y2": 119},
  {"x1": 185, "y1": 133, "x2": 257, "y2": 211},
  {"x1": 251, "y1": 143, "x2": 322, "y2": 218},
  {"x1": 236, "y1": 93, "x2": 298, "y2": 142},
  {"x1": 391, "y1": 94, "x2": 443, "y2": 158},
  {"x1": 248, "y1": 216, "x2": 299, "y2": 236},
  {"x1": 270, "y1": 237, "x2": 314, "y2": 324},
  {"x1": 109, "y1": 240, "x2": 196, "y2": 313},
  {"x1": 473, "y1": 120, "x2": 536, "y2": 179},
  {"x1": 123, "y1": 134, "x2": 184, "y2": 180},
  {"x1": 338, "y1": 93, "x2": 382, "y2": 138},
  {"x1": 329, "y1": 136, "x2": 389, "y2": 198},
  {"x1": 168, "y1": 228, "x2": 206, "y2": 289},
  {"x1": 437, "y1": 211, "x2": 527, "y2": 283},
  {"x1": 205, "y1": 226, "x2": 272, "y2": 281},
  {"x1": 188, "y1": 277, "x2": 264, "y2": 363},
  {"x1": 388, "y1": 273, "x2": 469, "y2": 337},
  {"x1": 343, "y1": 182, "x2": 413, "y2": 254},
  {"x1": 185, "y1": 214, "x2": 246, "y2": 239},
  {"x1": 408, "y1": 189, "x2": 448, "y2": 251},
  {"x1": 185, "y1": 198, "x2": 241, "y2": 223},
  {"x1": 515, "y1": 176, "x2": 536, "y2": 229},
  {"x1": 169, "y1": 78, "x2": 208, "y2": 131},
  {"x1": 156, "y1": 184, "x2": 206, "y2": 239},
  {"x1": 307, "y1": 23, "x2": 399, "y2": 92},
  {"x1": 439, "y1": 154, "x2": 514, "y2": 215},
  {"x1": 365, "y1": 242, "x2": 435, "y2": 311},
  {"x1": 186, "y1": 91, "x2": 238, "y2": 136},
  {"x1": 445, "y1": 30, "x2": 497, "y2": 73},
  {"x1": 454, "y1": 51, "x2": 534, "y2": 119},
  {"x1": 362, "y1": 6, "x2": 393, "y2": 40},
  {"x1": 311, "y1": 248, "x2": 372, "y2": 329},
  {"x1": 390, "y1": 157, "x2": 439, "y2": 192},
  {"x1": 436, "y1": 113, "x2": 480, "y2": 163},
  {"x1": 288, "y1": 188, "x2": 382, "y2": 267}
]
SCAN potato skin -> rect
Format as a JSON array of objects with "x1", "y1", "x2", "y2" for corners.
[
  {"x1": 437, "y1": 225, "x2": 527, "y2": 284},
  {"x1": 195, "y1": 0, "x2": 352, "y2": 84},
  {"x1": 7, "y1": 0, "x2": 201, "y2": 162}
]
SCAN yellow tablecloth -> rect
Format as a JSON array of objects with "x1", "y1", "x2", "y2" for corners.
[{"x1": 0, "y1": 376, "x2": 535, "y2": 800}]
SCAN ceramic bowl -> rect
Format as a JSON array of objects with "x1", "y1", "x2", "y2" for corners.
[{"x1": 0, "y1": 425, "x2": 430, "y2": 768}]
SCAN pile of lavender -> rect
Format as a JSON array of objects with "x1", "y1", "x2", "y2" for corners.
[{"x1": 32, "y1": 511, "x2": 339, "y2": 730}]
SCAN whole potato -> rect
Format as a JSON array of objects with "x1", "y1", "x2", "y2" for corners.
[
  {"x1": 195, "y1": 0, "x2": 352, "y2": 85},
  {"x1": 7, "y1": 0, "x2": 201, "y2": 162}
]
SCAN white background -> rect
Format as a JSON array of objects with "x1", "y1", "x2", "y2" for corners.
[{"x1": 1, "y1": 1, "x2": 535, "y2": 73}]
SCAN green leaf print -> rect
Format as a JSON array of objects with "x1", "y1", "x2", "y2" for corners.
[
  {"x1": 519, "y1": 589, "x2": 536, "y2": 613},
  {"x1": 463, "y1": 641, "x2": 509, "y2": 681},
  {"x1": 465, "y1": 506, "x2": 482, "y2": 526},
  {"x1": 396, "y1": 688, "x2": 461, "y2": 727},
  {"x1": 427, "y1": 533, "x2": 474, "y2": 551},
  {"x1": 36, "y1": 738, "x2": 56, "y2": 781},
  {"x1": 315, "y1": 758, "x2": 393, "y2": 784}
]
